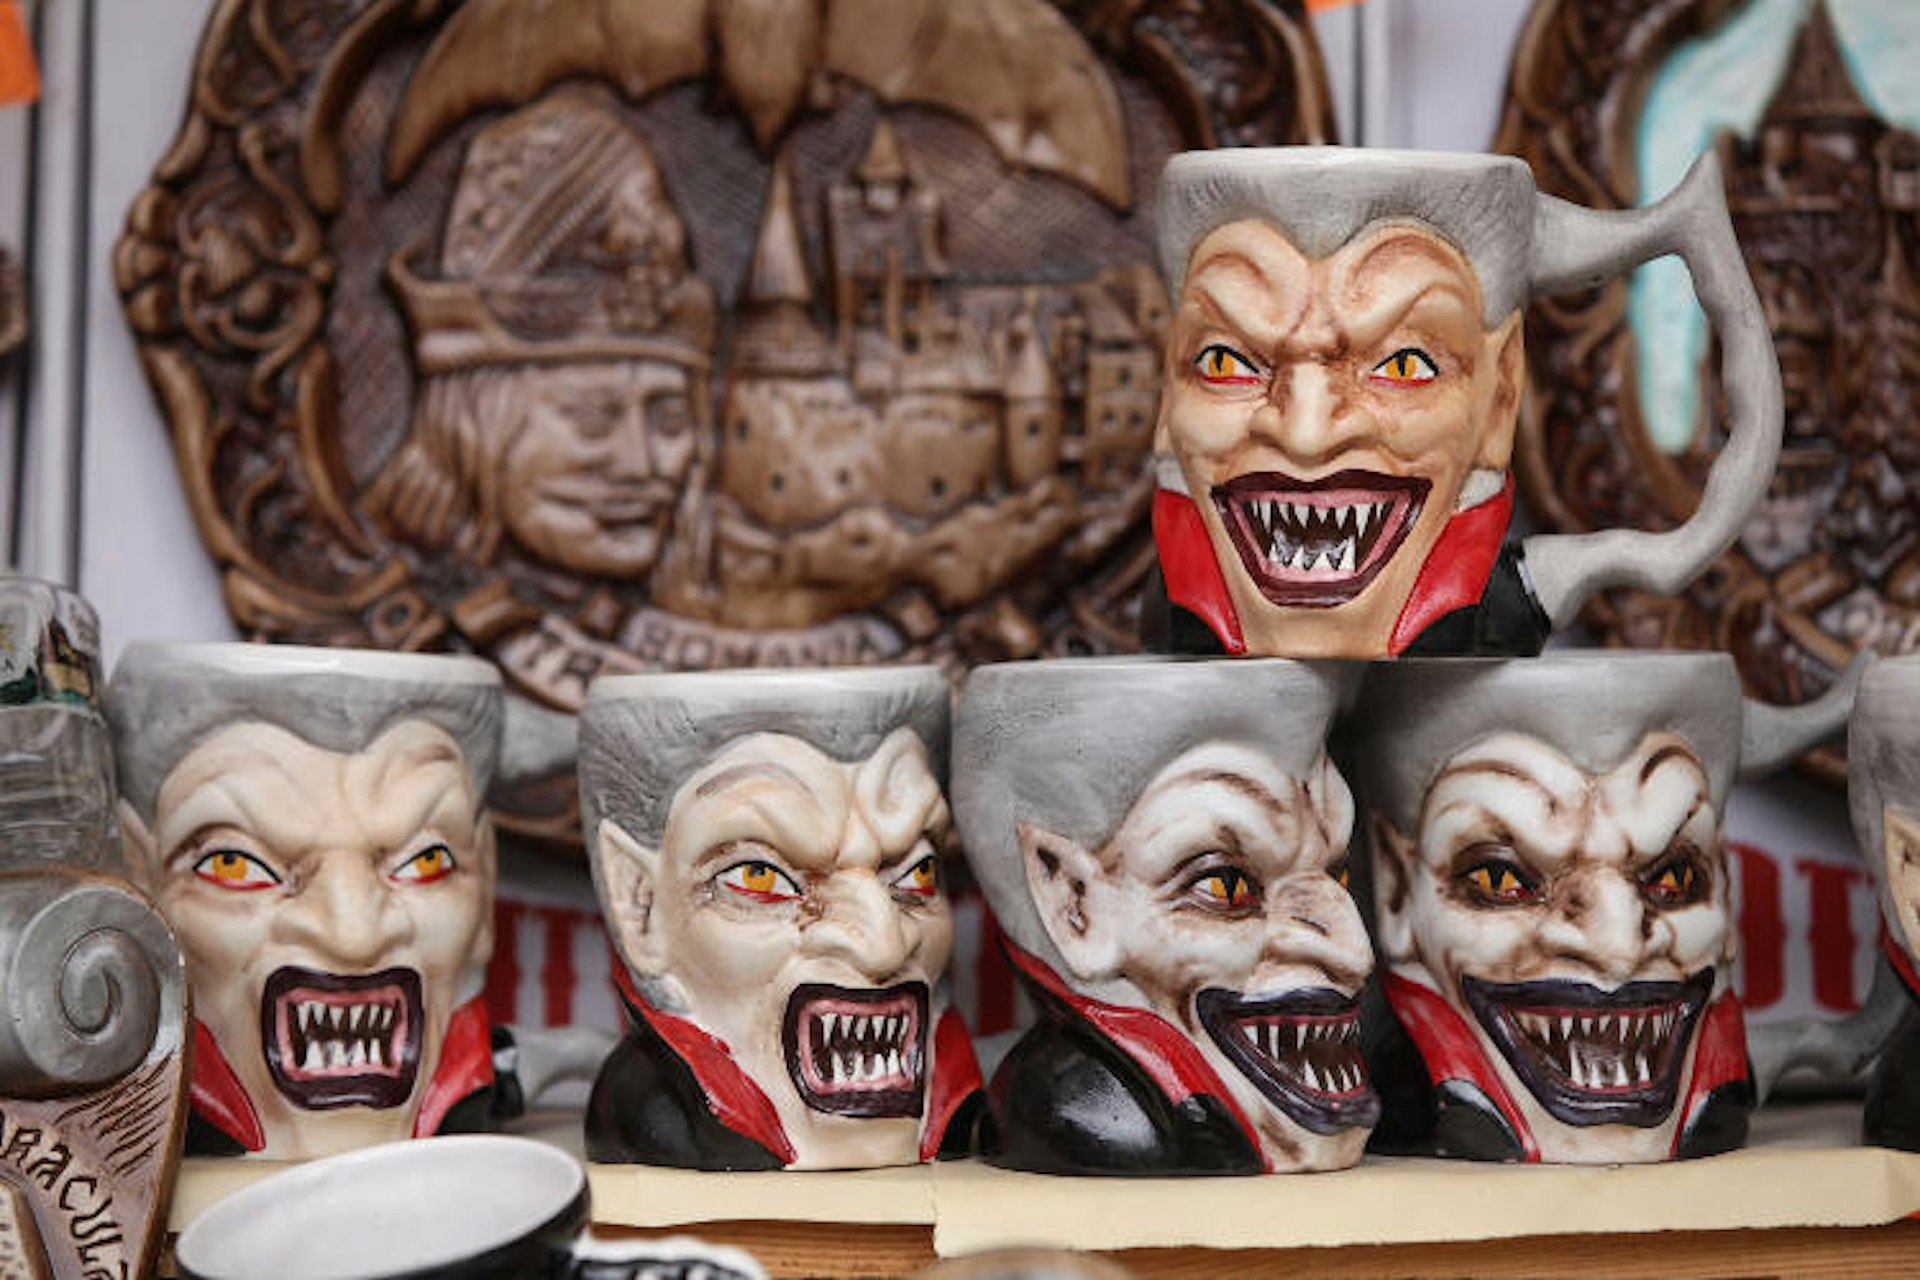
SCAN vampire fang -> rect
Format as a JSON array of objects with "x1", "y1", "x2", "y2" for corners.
[
  {"x1": 1212, "y1": 470, "x2": 1428, "y2": 608},
  {"x1": 1196, "y1": 987, "x2": 1380, "y2": 1135},
  {"x1": 782, "y1": 982, "x2": 928, "y2": 1119},
  {"x1": 1462, "y1": 970, "x2": 1714, "y2": 1128},
  {"x1": 261, "y1": 966, "x2": 423, "y2": 1111}
]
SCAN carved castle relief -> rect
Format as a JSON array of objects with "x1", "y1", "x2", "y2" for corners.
[{"x1": 116, "y1": 0, "x2": 1331, "y2": 838}]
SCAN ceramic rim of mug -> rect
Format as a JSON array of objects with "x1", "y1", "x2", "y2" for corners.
[
  {"x1": 172, "y1": 1135, "x2": 588, "y2": 1280},
  {"x1": 113, "y1": 639, "x2": 500, "y2": 685},
  {"x1": 586, "y1": 661, "x2": 946, "y2": 705}
]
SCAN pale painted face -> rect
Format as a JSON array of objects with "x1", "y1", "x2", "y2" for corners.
[
  {"x1": 500, "y1": 360, "x2": 698, "y2": 577},
  {"x1": 121, "y1": 721, "x2": 495, "y2": 1160},
  {"x1": 1374, "y1": 731, "x2": 1733, "y2": 1163},
  {"x1": 598, "y1": 728, "x2": 954, "y2": 1169},
  {"x1": 1884, "y1": 809, "x2": 1920, "y2": 964},
  {"x1": 1021, "y1": 742, "x2": 1375, "y2": 1170},
  {"x1": 1157, "y1": 221, "x2": 1523, "y2": 656}
]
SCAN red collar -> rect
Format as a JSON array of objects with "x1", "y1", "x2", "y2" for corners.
[
  {"x1": 189, "y1": 994, "x2": 496, "y2": 1153},
  {"x1": 1383, "y1": 971, "x2": 1748, "y2": 1161},
  {"x1": 1152, "y1": 479, "x2": 1513, "y2": 657},
  {"x1": 615, "y1": 965, "x2": 982, "y2": 1165},
  {"x1": 1002, "y1": 941, "x2": 1266, "y2": 1169}
]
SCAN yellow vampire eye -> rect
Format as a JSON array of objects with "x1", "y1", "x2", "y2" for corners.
[
  {"x1": 1371, "y1": 347, "x2": 1438, "y2": 385},
  {"x1": 1463, "y1": 861, "x2": 1536, "y2": 905},
  {"x1": 1191, "y1": 866, "x2": 1257, "y2": 910},
  {"x1": 1330, "y1": 858, "x2": 1352, "y2": 890},
  {"x1": 393, "y1": 844, "x2": 457, "y2": 884},
  {"x1": 1643, "y1": 860, "x2": 1698, "y2": 906},
  {"x1": 1195, "y1": 344, "x2": 1262, "y2": 385},
  {"x1": 193, "y1": 849, "x2": 281, "y2": 891},
  {"x1": 719, "y1": 859, "x2": 801, "y2": 902},
  {"x1": 895, "y1": 854, "x2": 940, "y2": 898}
]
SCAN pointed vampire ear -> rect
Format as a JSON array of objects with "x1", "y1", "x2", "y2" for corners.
[
  {"x1": 1370, "y1": 812, "x2": 1419, "y2": 964},
  {"x1": 118, "y1": 800, "x2": 162, "y2": 895},
  {"x1": 596, "y1": 818, "x2": 667, "y2": 976},
  {"x1": 1018, "y1": 820, "x2": 1120, "y2": 980},
  {"x1": 466, "y1": 818, "x2": 500, "y2": 973},
  {"x1": 1474, "y1": 310, "x2": 1526, "y2": 472}
]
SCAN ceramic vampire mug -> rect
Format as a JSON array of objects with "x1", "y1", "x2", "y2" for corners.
[
  {"x1": 1848, "y1": 658, "x2": 1920, "y2": 1151},
  {"x1": 1149, "y1": 147, "x2": 1782, "y2": 659},
  {"x1": 172, "y1": 1135, "x2": 767, "y2": 1280},
  {"x1": 952, "y1": 657, "x2": 1376, "y2": 1175},
  {"x1": 1352, "y1": 652, "x2": 1850, "y2": 1164},
  {"x1": 579, "y1": 665, "x2": 984, "y2": 1170},
  {"x1": 104, "y1": 642, "x2": 503, "y2": 1160}
]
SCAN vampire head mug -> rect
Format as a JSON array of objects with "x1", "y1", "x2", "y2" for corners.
[
  {"x1": 952, "y1": 656, "x2": 1376, "y2": 1175},
  {"x1": 578, "y1": 664, "x2": 983, "y2": 1170},
  {"x1": 1352, "y1": 650, "x2": 1846, "y2": 1164},
  {"x1": 105, "y1": 642, "x2": 504, "y2": 1160},
  {"x1": 1148, "y1": 146, "x2": 1780, "y2": 659}
]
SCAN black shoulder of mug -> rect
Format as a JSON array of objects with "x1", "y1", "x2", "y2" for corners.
[
  {"x1": 1865, "y1": 986, "x2": 1920, "y2": 1153},
  {"x1": 984, "y1": 997, "x2": 1263, "y2": 1176},
  {"x1": 585, "y1": 1018, "x2": 786, "y2": 1172}
]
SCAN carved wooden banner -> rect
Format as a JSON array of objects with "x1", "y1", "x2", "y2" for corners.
[
  {"x1": 0, "y1": 872, "x2": 189, "y2": 1280},
  {"x1": 1497, "y1": 0, "x2": 1919, "y2": 778},
  {"x1": 115, "y1": 0, "x2": 1332, "y2": 840}
]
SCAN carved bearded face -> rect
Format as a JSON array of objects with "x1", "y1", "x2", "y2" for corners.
[
  {"x1": 598, "y1": 728, "x2": 954, "y2": 1168},
  {"x1": 1374, "y1": 731, "x2": 1734, "y2": 1162},
  {"x1": 1021, "y1": 742, "x2": 1377, "y2": 1170},
  {"x1": 1157, "y1": 221, "x2": 1524, "y2": 656},
  {"x1": 497, "y1": 359, "x2": 698, "y2": 577},
  {"x1": 122, "y1": 720, "x2": 495, "y2": 1160}
]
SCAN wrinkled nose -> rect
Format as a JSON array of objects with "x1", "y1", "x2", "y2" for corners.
[
  {"x1": 1538, "y1": 870, "x2": 1650, "y2": 984},
  {"x1": 273, "y1": 857, "x2": 411, "y2": 971},
  {"x1": 1264, "y1": 876, "x2": 1372, "y2": 991},
  {"x1": 1259, "y1": 363, "x2": 1372, "y2": 470},
  {"x1": 806, "y1": 875, "x2": 915, "y2": 982}
]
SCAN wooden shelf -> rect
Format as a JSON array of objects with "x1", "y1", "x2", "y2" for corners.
[{"x1": 165, "y1": 1103, "x2": 1920, "y2": 1278}]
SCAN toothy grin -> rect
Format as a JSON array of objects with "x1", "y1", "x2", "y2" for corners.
[
  {"x1": 1196, "y1": 988, "x2": 1380, "y2": 1135},
  {"x1": 1213, "y1": 470, "x2": 1427, "y2": 607},
  {"x1": 261, "y1": 966, "x2": 421, "y2": 1110},
  {"x1": 1463, "y1": 970, "x2": 1714, "y2": 1127},
  {"x1": 782, "y1": 982, "x2": 927, "y2": 1118}
]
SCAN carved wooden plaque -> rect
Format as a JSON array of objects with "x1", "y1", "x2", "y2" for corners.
[
  {"x1": 1497, "y1": 0, "x2": 1920, "y2": 778},
  {"x1": 115, "y1": 0, "x2": 1333, "y2": 839}
]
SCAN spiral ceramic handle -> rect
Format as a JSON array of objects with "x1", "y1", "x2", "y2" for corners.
[
  {"x1": 1522, "y1": 152, "x2": 1783, "y2": 628},
  {"x1": 0, "y1": 874, "x2": 185, "y2": 1098}
]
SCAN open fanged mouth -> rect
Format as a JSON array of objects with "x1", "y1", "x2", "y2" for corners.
[
  {"x1": 782, "y1": 982, "x2": 927, "y2": 1119},
  {"x1": 1212, "y1": 471, "x2": 1428, "y2": 608},
  {"x1": 1463, "y1": 970, "x2": 1714, "y2": 1128},
  {"x1": 261, "y1": 966, "x2": 422, "y2": 1111},
  {"x1": 1196, "y1": 988, "x2": 1380, "y2": 1135}
]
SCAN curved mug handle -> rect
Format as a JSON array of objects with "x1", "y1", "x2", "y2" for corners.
[{"x1": 1522, "y1": 152, "x2": 1784, "y2": 629}]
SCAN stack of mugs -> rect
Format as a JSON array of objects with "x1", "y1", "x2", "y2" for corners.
[{"x1": 17, "y1": 145, "x2": 1920, "y2": 1277}]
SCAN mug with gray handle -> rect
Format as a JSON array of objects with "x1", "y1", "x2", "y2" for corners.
[{"x1": 1150, "y1": 146, "x2": 1779, "y2": 660}]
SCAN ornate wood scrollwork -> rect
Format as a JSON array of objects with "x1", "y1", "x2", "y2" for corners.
[{"x1": 1498, "y1": 0, "x2": 1918, "y2": 779}]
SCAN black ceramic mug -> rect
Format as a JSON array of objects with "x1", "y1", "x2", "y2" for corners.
[{"x1": 172, "y1": 1134, "x2": 766, "y2": 1279}]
